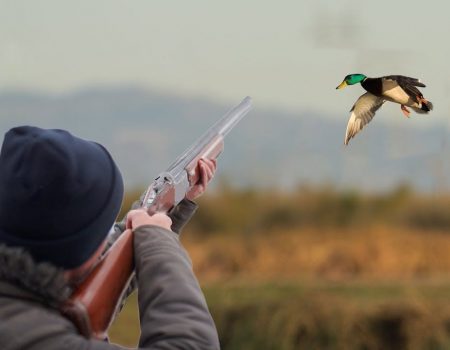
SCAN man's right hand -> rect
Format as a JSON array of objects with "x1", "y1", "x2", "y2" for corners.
[{"x1": 126, "y1": 209, "x2": 173, "y2": 231}]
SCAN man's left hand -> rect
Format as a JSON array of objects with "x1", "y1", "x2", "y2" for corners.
[{"x1": 185, "y1": 158, "x2": 217, "y2": 201}]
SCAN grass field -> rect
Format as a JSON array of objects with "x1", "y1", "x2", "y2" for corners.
[
  {"x1": 110, "y1": 280, "x2": 450, "y2": 349},
  {"x1": 109, "y1": 187, "x2": 450, "y2": 349}
]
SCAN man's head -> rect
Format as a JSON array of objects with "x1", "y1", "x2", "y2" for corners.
[{"x1": 0, "y1": 126, "x2": 124, "y2": 269}]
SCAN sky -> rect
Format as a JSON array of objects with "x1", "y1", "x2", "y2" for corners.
[{"x1": 1, "y1": 0, "x2": 450, "y2": 120}]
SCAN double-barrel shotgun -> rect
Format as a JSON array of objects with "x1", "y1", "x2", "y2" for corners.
[{"x1": 61, "y1": 96, "x2": 253, "y2": 339}]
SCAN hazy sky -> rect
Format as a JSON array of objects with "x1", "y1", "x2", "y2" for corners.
[{"x1": 1, "y1": 0, "x2": 450, "y2": 119}]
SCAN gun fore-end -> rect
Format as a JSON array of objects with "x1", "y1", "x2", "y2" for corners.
[{"x1": 185, "y1": 135, "x2": 224, "y2": 185}]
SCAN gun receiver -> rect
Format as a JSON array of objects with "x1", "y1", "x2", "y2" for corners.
[{"x1": 62, "y1": 96, "x2": 252, "y2": 339}]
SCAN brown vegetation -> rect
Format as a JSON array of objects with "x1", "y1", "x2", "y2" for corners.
[
  {"x1": 183, "y1": 226, "x2": 450, "y2": 282},
  {"x1": 111, "y1": 185, "x2": 450, "y2": 349}
]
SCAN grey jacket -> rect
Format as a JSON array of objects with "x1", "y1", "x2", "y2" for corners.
[{"x1": 0, "y1": 200, "x2": 220, "y2": 350}]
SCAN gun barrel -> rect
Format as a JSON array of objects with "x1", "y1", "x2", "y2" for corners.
[
  {"x1": 216, "y1": 96, "x2": 252, "y2": 137},
  {"x1": 165, "y1": 96, "x2": 252, "y2": 178}
]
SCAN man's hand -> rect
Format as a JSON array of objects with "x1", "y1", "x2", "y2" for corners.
[
  {"x1": 126, "y1": 209, "x2": 173, "y2": 231},
  {"x1": 186, "y1": 158, "x2": 217, "y2": 201}
]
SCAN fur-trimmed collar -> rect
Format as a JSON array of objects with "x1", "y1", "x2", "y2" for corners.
[{"x1": 0, "y1": 244, "x2": 72, "y2": 305}]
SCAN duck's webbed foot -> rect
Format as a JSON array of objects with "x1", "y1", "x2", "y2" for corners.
[{"x1": 401, "y1": 105, "x2": 410, "y2": 118}]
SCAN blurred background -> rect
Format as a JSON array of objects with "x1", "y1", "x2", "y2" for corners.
[{"x1": 1, "y1": 1, "x2": 450, "y2": 349}]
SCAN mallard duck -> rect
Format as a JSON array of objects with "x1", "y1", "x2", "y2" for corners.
[{"x1": 336, "y1": 74, "x2": 433, "y2": 145}]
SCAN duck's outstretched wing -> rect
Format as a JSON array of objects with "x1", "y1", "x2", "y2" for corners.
[
  {"x1": 383, "y1": 75, "x2": 425, "y2": 101},
  {"x1": 384, "y1": 75, "x2": 425, "y2": 88},
  {"x1": 345, "y1": 92, "x2": 385, "y2": 145}
]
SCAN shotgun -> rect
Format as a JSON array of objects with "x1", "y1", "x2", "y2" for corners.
[{"x1": 61, "y1": 96, "x2": 253, "y2": 339}]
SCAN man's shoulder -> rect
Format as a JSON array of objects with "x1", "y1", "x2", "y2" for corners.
[
  {"x1": 0, "y1": 295, "x2": 122, "y2": 350},
  {"x1": 0, "y1": 294, "x2": 73, "y2": 348}
]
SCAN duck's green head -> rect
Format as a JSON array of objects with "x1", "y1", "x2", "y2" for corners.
[{"x1": 336, "y1": 74, "x2": 367, "y2": 89}]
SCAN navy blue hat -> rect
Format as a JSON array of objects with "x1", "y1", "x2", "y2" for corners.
[{"x1": 0, "y1": 126, "x2": 124, "y2": 269}]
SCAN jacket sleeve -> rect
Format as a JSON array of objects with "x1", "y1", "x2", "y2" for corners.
[
  {"x1": 167, "y1": 199, "x2": 197, "y2": 234},
  {"x1": 133, "y1": 225, "x2": 220, "y2": 349},
  {"x1": 106, "y1": 199, "x2": 199, "y2": 313}
]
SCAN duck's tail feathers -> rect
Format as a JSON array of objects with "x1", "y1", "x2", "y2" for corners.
[
  {"x1": 412, "y1": 107, "x2": 427, "y2": 114},
  {"x1": 423, "y1": 100, "x2": 433, "y2": 111},
  {"x1": 412, "y1": 100, "x2": 433, "y2": 114}
]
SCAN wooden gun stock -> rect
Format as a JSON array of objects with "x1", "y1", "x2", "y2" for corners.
[{"x1": 61, "y1": 229, "x2": 135, "y2": 339}]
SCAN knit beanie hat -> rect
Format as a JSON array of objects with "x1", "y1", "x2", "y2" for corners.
[{"x1": 0, "y1": 126, "x2": 124, "y2": 269}]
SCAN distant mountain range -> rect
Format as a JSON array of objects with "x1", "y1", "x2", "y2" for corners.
[{"x1": 0, "y1": 87, "x2": 448, "y2": 192}]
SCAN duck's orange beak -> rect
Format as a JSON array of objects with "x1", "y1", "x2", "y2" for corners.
[{"x1": 336, "y1": 81, "x2": 347, "y2": 90}]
